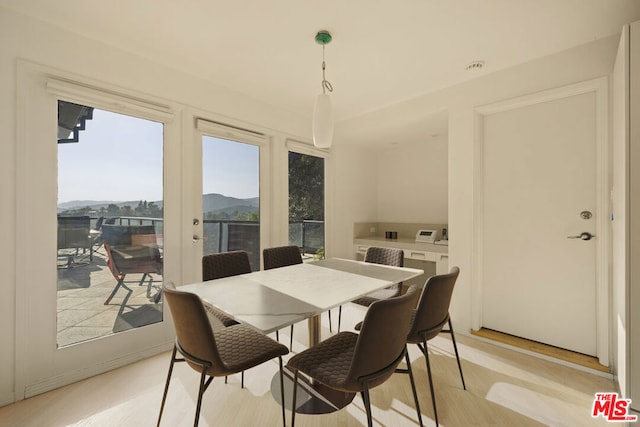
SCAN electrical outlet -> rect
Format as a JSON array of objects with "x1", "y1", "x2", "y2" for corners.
[{"x1": 370, "y1": 227, "x2": 376, "y2": 233}]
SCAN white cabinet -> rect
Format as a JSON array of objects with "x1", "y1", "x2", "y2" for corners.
[{"x1": 353, "y1": 238, "x2": 448, "y2": 283}]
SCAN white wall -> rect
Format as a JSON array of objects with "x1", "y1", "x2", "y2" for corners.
[
  {"x1": 375, "y1": 137, "x2": 448, "y2": 223},
  {"x1": 627, "y1": 20, "x2": 640, "y2": 411},
  {"x1": 325, "y1": 143, "x2": 378, "y2": 259},
  {"x1": 338, "y1": 33, "x2": 620, "y2": 338},
  {"x1": 612, "y1": 24, "x2": 629, "y2": 396}
]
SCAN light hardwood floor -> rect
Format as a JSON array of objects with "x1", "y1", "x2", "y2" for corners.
[{"x1": 0, "y1": 305, "x2": 617, "y2": 426}]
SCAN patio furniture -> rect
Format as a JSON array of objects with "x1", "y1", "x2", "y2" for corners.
[
  {"x1": 101, "y1": 224, "x2": 163, "y2": 305},
  {"x1": 57, "y1": 215, "x2": 92, "y2": 267}
]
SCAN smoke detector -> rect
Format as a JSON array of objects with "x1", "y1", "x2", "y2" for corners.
[{"x1": 465, "y1": 60, "x2": 485, "y2": 71}]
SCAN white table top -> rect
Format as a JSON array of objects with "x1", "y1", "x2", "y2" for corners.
[{"x1": 179, "y1": 257, "x2": 423, "y2": 334}]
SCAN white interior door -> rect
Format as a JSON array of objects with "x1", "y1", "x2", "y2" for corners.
[{"x1": 479, "y1": 83, "x2": 607, "y2": 357}]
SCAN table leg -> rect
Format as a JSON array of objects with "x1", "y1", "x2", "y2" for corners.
[{"x1": 308, "y1": 314, "x2": 321, "y2": 347}]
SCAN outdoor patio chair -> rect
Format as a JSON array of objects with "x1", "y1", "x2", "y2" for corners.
[
  {"x1": 57, "y1": 215, "x2": 92, "y2": 267},
  {"x1": 101, "y1": 224, "x2": 163, "y2": 305}
]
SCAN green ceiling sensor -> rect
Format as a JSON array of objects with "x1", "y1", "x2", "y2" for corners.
[{"x1": 315, "y1": 30, "x2": 332, "y2": 45}]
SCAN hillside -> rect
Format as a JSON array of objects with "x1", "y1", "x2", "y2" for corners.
[{"x1": 57, "y1": 193, "x2": 258, "y2": 215}]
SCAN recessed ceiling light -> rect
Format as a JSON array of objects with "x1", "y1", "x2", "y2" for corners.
[{"x1": 465, "y1": 60, "x2": 485, "y2": 71}]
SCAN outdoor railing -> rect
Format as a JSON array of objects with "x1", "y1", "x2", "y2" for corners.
[{"x1": 96, "y1": 216, "x2": 324, "y2": 269}]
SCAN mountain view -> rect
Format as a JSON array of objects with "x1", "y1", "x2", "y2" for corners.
[{"x1": 58, "y1": 193, "x2": 259, "y2": 219}]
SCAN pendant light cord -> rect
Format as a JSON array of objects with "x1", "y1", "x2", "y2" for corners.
[{"x1": 321, "y1": 45, "x2": 333, "y2": 95}]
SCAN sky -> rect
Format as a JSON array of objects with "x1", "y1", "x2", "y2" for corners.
[{"x1": 58, "y1": 107, "x2": 259, "y2": 204}]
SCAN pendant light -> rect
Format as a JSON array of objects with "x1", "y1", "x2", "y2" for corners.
[{"x1": 312, "y1": 31, "x2": 334, "y2": 148}]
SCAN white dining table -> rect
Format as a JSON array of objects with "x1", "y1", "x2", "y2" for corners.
[{"x1": 179, "y1": 257, "x2": 424, "y2": 347}]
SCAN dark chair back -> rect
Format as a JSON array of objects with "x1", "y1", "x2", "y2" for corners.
[
  {"x1": 101, "y1": 224, "x2": 162, "y2": 275},
  {"x1": 57, "y1": 216, "x2": 91, "y2": 250},
  {"x1": 263, "y1": 245, "x2": 303, "y2": 270},
  {"x1": 101, "y1": 224, "x2": 157, "y2": 245},
  {"x1": 163, "y1": 285, "x2": 226, "y2": 375},
  {"x1": 407, "y1": 266, "x2": 460, "y2": 343},
  {"x1": 202, "y1": 251, "x2": 251, "y2": 281},
  {"x1": 364, "y1": 246, "x2": 404, "y2": 267},
  {"x1": 346, "y1": 285, "x2": 419, "y2": 389}
]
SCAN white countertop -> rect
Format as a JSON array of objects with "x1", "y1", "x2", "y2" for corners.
[{"x1": 354, "y1": 237, "x2": 448, "y2": 254}]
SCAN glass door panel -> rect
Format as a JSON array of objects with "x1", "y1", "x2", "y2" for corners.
[
  {"x1": 202, "y1": 135, "x2": 260, "y2": 270},
  {"x1": 56, "y1": 100, "x2": 164, "y2": 347},
  {"x1": 288, "y1": 151, "x2": 325, "y2": 260}
]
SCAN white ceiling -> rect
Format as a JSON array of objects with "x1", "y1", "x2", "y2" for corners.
[{"x1": 3, "y1": 0, "x2": 639, "y2": 146}]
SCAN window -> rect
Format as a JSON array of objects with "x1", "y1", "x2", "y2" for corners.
[
  {"x1": 201, "y1": 135, "x2": 260, "y2": 269},
  {"x1": 288, "y1": 150, "x2": 325, "y2": 260},
  {"x1": 56, "y1": 100, "x2": 164, "y2": 347}
]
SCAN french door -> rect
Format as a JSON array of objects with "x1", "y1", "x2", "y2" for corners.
[
  {"x1": 15, "y1": 65, "x2": 272, "y2": 401},
  {"x1": 186, "y1": 118, "x2": 269, "y2": 283},
  {"x1": 15, "y1": 64, "x2": 178, "y2": 399}
]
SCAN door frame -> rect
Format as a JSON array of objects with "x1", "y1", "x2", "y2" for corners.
[
  {"x1": 183, "y1": 114, "x2": 271, "y2": 283},
  {"x1": 14, "y1": 60, "x2": 178, "y2": 399},
  {"x1": 471, "y1": 77, "x2": 610, "y2": 366}
]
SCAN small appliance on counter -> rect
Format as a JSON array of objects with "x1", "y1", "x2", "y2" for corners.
[{"x1": 415, "y1": 229, "x2": 437, "y2": 243}]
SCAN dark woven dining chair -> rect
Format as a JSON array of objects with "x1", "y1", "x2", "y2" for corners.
[
  {"x1": 336, "y1": 246, "x2": 404, "y2": 332},
  {"x1": 202, "y1": 251, "x2": 252, "y2": 327},
  {"x1": 157, "y1": 282, "x2": 289, "y2": 427},
  {"x1": 202, "y1": 251, "x2": 253, "y2": 386},
  {"x1": 287, "y1": 285, "x2": 423, "y2": 427},
  {"x1": 397, "y1": 266, "x2": 465, "y2": 427},
  {"x1": 262, "y1": 245, "x2": 302, "y2": 351}
]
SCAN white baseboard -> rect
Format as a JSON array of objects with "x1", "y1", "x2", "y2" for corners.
[
  {"x1": 0, "y1": 391, "x2": 16, "y2": 408},
  {"x1": 23, "y1": 341, "x2": 173, "y2": 399}
]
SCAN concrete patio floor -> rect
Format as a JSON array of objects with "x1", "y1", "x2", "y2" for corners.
[{"x1": 56, "y1": 248, "x2": 163, "y2": 348}]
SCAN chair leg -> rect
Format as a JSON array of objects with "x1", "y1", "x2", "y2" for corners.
[
  {"x1": 241, "y1": 371, "x2": 244, "y2": 388},
  {"x1": 104, "y1": 279, "x2": 131, "y2": 305},
  {"x1": 338, "y1": 305, "x2": 342, "y2": 333},
  {"x1": 157, "y1": 345, "x2": 178, "y2": 427},
  {"x1": 448, "y1": 319, "x2": 467, "y2": 390},
  {"x1": 138, "y1": 272, "x2": 149, "y2": 286},
  {"x1": 328, "y1": 309, "x2": 333, "y2": 333},
  {"x1": 291, "y1": 369, "x2": 299, "y2": 427},
  {"x1": 422, "y1": 340, "x2": 439, "y2": 427},
  {"x1": 278, "y1": 357, "x2": 286, "y2": 427},
  {"x1": 276, "y1": 330, "x2": 280, "y2": 342},
  {"x1": 361, "y1": 383, "x2": 373, "y2": 427},
  {"x1": 194, "y1": 367, "x2": 208, "y2": 427},
  {"x1": 289, "y1": 325, "x2": 294, "y2": 351},
  {"x1": 405, "y1": 349, "x2": 423, "y2": 427}
]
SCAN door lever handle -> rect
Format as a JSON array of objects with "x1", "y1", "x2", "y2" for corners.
[{"x1": 567, "y1": 232, "x2": 595, "y2": 241}]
